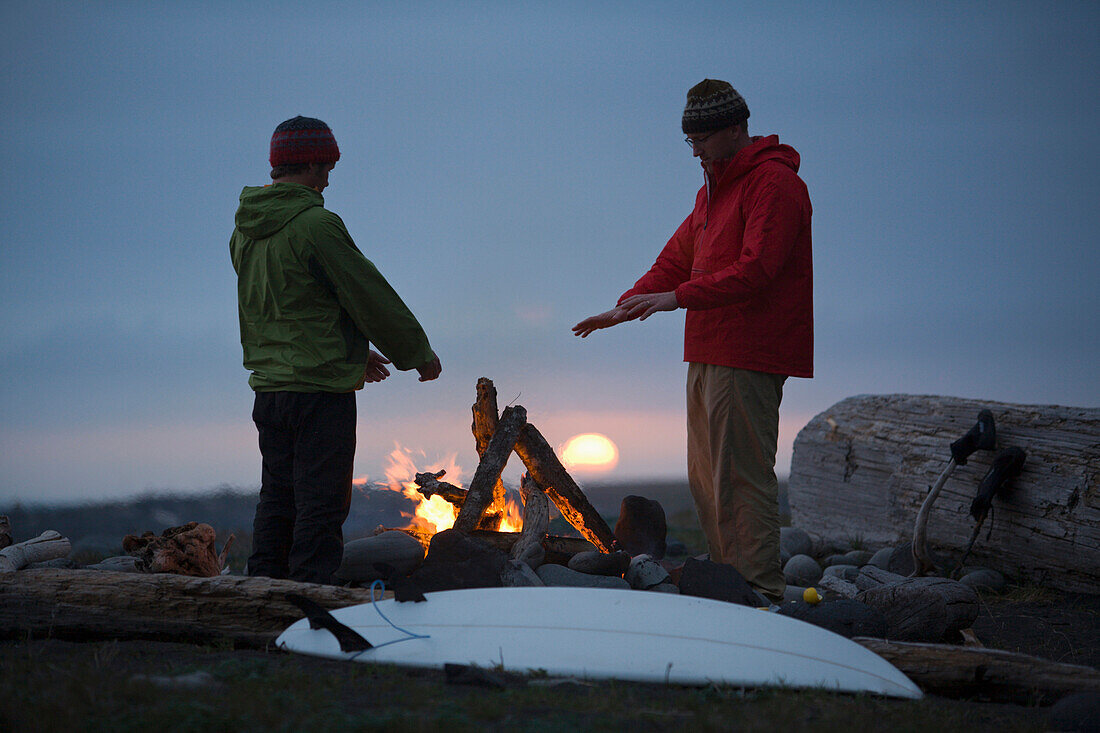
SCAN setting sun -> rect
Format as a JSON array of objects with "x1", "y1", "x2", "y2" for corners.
[{"x1": 560, "y1": 433, "x2": 619, "y2": 473}]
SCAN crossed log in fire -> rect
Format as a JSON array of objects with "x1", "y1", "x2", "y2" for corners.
[{"x1": 402, "y1": 377, "x2": 618, "y2": 557}]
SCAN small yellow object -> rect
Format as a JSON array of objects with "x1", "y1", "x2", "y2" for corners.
[{"x1": 803, "y1": 587, "x2": 823, "y2": 604}]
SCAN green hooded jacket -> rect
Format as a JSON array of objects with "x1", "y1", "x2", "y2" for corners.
[{"x1": 230, "y1": 182, "x2": 435, "y2": 392}]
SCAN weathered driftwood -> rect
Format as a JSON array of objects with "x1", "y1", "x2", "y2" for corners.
[
  {"x1": 0, "y1": 568, "x2": 389, "y2": 647},
  {"x1": 854, "y1": 637, "x2": 1100, "y2": 703},
  {"x1": 515, "y1": 423, "x2": 618, "y2": 553},
  {"x1": 0, "y1": 516, "x2": 11, "y2": 550},
  {"x1": 413, "y1": 470, "x2": 467, "y2": 505},
  {"x1": 854, "y1": 568, "x2": 980, "y2": 642},
  {"x1": 123, "y1": 522, "x2": 232, "y2": 577},
  {"x1": 0, "y1": 531, "x2": 71, "y2": 573},
  {"x1": 512, "y1": 474, "x2": 549, "y2": 567},
  {"x1": 453, "y1": 405, "x2": 526, "y2": 533},
  {"x1": 471, "y1": 377, "x2": 508, "y2": 530},
  {"x1": 790, "y1": 395, "x2": 1100, "y2": 594}
]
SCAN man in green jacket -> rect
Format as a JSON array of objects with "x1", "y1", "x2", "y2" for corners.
[{"x1": 231, "y1": 116, "x2": 441, "y2": 584}]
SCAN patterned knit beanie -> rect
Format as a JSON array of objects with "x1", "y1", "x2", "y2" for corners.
[
  {"x1": 681, "y1": 80, "x2": 749, "y2": 135},
  {"x1": 269, "y1": 116, "x2": 341, "y2": 167}
]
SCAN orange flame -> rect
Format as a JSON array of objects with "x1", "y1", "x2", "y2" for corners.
[{"x1": 356, "y1": 443, "x2": 525, "y2": 535}]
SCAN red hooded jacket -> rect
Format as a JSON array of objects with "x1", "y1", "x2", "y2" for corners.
[{"x1": 620, "y1": 135, "x2": 813, "y2": 378}]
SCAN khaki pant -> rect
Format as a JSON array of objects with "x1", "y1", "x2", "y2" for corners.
[{"x1": 687, "y1": 363, "x2": 786, "y2": 603}]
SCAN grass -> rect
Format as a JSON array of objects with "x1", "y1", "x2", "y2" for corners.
[{"x1": 0, "y1": 638, "x2": 1050, "y2": 732}]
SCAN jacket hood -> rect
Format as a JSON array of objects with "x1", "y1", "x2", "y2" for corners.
[
  {"x1": 705, "y1": 135, "x2": 800, "y2": 183},
  {"x1": 234, "y1": 183, "x2": 324, "y2": 239}
]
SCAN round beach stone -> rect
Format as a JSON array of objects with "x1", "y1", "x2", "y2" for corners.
[
  {"x1": 823, "y1": 564, "x2": 859, "y2": 582},
  {"x1": 536, "y1": 563, "x2": 630, "y2": 590},
  {"x1": 568, "y1": 550, "x2": 631, "y2": 577},
  {"x1": 959, "y1": 567, "x2": 1006, "y2": 593},
  {"x1": 841, "y1": 550, "x2": 874, "y2": 567},
  {"x1": 783, "y1": 553, "x2": 822, "y2": 587},
  {"x1": 625, "y1": 554, "x2": 671, "y2": 590},
  {"x1": 868, "y1": 546, "x2": 894, "y2": 570},
  {"x1": 780, "y1": 526, "x2": 813, "y2": 558}
]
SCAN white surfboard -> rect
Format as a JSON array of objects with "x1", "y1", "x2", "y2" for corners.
[{"x1": 275, "y1": 586, "x2": 922, "y2": 699}]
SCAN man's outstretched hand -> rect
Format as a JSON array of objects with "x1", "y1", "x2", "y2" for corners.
[
  {"x1": 572, "y1": 307, "x2": 628, "y2": 338},
  {"x1": 572, "y1": 291, "x2": 679, "y2": 338},
  {"x1": 416, "y1": 354, "x2": 442, "y2": 382},
  {"x1": 363, "y1": 350, "x2": 391, "y2": 383}
]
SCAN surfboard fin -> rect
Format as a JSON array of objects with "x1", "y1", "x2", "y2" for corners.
[{"x1": 285, "y1": 593, "x2": 373, "y2": 652}]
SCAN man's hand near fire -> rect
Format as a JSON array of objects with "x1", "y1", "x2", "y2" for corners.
[
  {"x1": 416, "y1": 353, "x2": 442, "y2": 382},
  {"x1": 572, "y1": 291, "x2": 679, "y2": 338},
  {"x1": 363, "y1": 350, "x2": 392, "y2": 383}
]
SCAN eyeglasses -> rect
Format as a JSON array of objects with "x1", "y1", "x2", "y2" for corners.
[{"x1": 684, "y1": 129, "x2": 722, "y2": 147}]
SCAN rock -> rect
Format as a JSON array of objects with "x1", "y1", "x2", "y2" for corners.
[
  {"x1": 613, "y1": 495, "x2": 667, "y2": 559},
  {"x1": 868, "y1": 547, "x2": 893, "y2": 570},
  {"x1": 885, "y1": 544, "x2": 917, "y2": 576},
  {"x1": 1048, "y1": 691, "x2": 1100, "y2": 733},
  {"x1": 500, "y1": 559, "x2": 544, "y2": 587},
  {"x1": 783, "y1": 554, "x2": 822, "y2": 587},
  {"x1": 568, "y1": 550, "x2": 631, "y2": 577},
  {"x1": 85, "y1": 555, "x2": 141, "y2": 572},
  {"x1": 777, "y1": 599, "x2": 889, "y2": 639},
  {"x1": 780, "y1": 527, "x2": 813, "y2": 558},
  {"x1": 817, "y1": 574, "x2": 859, "y2": 599},
  {"x1": 959, "y1": 567, "x2": 1006, "y2": 593},
  {"x1": 841, "y1": 550, "x2": 874, "y2": 567},
  {"x1": 649, "y1": 582, "x2": 680, "y2": 594},
  {"x1": 334, "y1": 530, "x2": 426, "y2": 584},
  {"x1": 404, "y1": 529, "x2": 507, "y2": 594},
  {"x1": 783, "y1": 585, "x2": 807, "y2": 603},
  {"x1": 536, "y1": 563, "x2": 630, "y2": 590},
  {"x1": 823, "y1": 564, "x2": 859, "y2": 582},
  {"x1": 625, "y1": 554, "x2": 670, "y2": 590},
  {"x1": 678, "y1": 557, "x2": 764, "y2": 607}
]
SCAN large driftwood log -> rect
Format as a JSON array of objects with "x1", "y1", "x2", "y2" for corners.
[
  {"x1": 790, "y1": 395, "x2": 1100, "y2": 594},
  {"x1": 0, "y1": 568, "x2": 389, "y2": 647},
  {"x1": 471, "y1": 377, "x2": 508, "y2": 530},
  {"x1": 453, "y1": 405, "x2": 526, "y2": 532},
  {"x1": 854, "y1": 637, "x2": 1100, "y2": 703},
  {"x1": 0, "y1": 531, "x2": 71, "y2": 573},
  {"x1": 854, "y1": 570, "x2": 980, "y2": 642},
  {"x1": 515, "y1": 424, "x2": 618, "y2": 553}
]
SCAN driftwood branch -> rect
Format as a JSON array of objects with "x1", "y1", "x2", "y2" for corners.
[
  {"x1": 512, "y1": 474, "x2": 549, "y2": 567},
  {"x1": 471, "y1": 377, "x2": 508, "y2": 530},
  {"x1": 413, "y1": 470, "x2": 467, "y2": 505},
  {"x1": 0, "y1": 531, "x2": 71, "y2": 573},
  {"x1": 0, "y1": 568, "x2": 389, "y2": 647},
  {"x1": 514, "y1": 423, "x2": 617, "y2": 553},
  {"x1": 453, "y1": 405, "x2": 526, "y2": 532},
  {"x1": 854, "y1": 637, "x2": 1100, "y2": 703}
]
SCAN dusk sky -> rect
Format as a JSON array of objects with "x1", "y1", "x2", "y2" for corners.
[{"x1": 2, "y1": 2, "x2": 1097, "y2": 505}]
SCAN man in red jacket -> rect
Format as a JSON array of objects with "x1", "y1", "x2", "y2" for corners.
[{"x1": 573, "y1": 80, "x2": 812, "y2": 603}]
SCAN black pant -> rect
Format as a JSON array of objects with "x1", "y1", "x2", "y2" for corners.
[{"x1": 248, "y1": 391, "x2": 356, "y2": 584}]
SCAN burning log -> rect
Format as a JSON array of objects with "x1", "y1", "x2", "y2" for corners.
[
  {"x1": 413, "y1": 470, "x2": 467, "y2": 505},
  {"x1": 512, "y1": 474, "x2": 549, "y2": 567},
  {"x1": 453, "y1": 405, "x2": 527, "y2": 532},
  {"x1": 514, "y1": 423, "x2": 618, "y2": 553},
  {"x1": 0, "y1": 568, "x2": 387, "y2": 647},
  {"x1": 471, "y1": 377, "x2": 508, "y2": 530},
  {"x1": 0, "y1": 530, "x2": 71, "y2": 573},
  {"x1": 372, "y1": 526, "x2": 593, "y2": 565}
]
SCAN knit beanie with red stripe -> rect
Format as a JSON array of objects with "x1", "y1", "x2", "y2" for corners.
[
  {"x1": 681, "y1": 80, "x2": 749, "y2": 135},
  {"x1": 269, "y1": 116, "x2": 341, "y2": 167}
]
